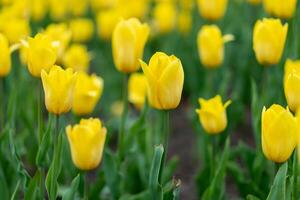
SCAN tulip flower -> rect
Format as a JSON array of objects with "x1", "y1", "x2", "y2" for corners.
[
  {"x1": 178, "y1": 10, "x2": 192, "y2": 35},
  {"x1": 25, "y1": 33, "x2": 57, "y2": 77},
  {"x1": 112, "y1": 18, "x2": 150, "y2": 73},
  {"x1": 263, "y1": 0, "x2": 297, "y2": 19},
  {"x1": 68, "y1": 0, "x2": 88, "y2": 16},
  {"x1": 41, "y1": 65, "x2": 77, "y2": 115},
  {"x1": 153, "y1": 2, "x2": 176, "y2": 34},
  {"x1": 49, "y1": 0, "x2": 68, "y2": 20},
  {"x1": 140, "y1": 52, "x2": 184, "y2": 110},
  {"x1": 66, "y1": 118, "x2": 107, "y2": 170},
  {"x1": 128, "y1": 73, "x2": 147, "y2": 109},
  {"x1": 2, "y1": 18, "x2": 30, "y2": 44},
  {"x1": 69, "y1": 18, "x2": 94, "y2": 43},
  {"x1": 253, "y1": 18, "x2": 288, "y2": 66},
  {"x1": 0, "y1": 33, "x2": 11, "y2": 77},
  {"x1": 261, "y1": 104, "x2": 298, "y2": 163},
  {"x1": 284, "y1": 59, "x2": 300, "y2": 112},
  {"x1": 197, "y1": 25, "x2": 234, "y2": 68},
  {"x1": 63, "y1": 44, "x2": 91, "y2": 72},
  {"x1": 197, "y1": 0, "x2": 228, "y2": 21},
  {"x1": 195, "y1": 95, "x2": 231, "y2": 134},
  {"x1": 73, "y1": 72, "x2": 104, "y2": 115},
  {"x1": 30, "y1": 0, "x2": 47, "y2": 21},
  {"x1": 96, "y1": 9, "x2": 120, "y2": 41}
]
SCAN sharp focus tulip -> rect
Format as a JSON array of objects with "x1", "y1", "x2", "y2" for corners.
[
  {"x1": 112, "y1": 18, "x2": 150, "y2": 73},
  {"x1": 263, "y1": 0, "x2": 297, "y2": 19},
  {"x1": 197, "y1": 0, "x2": 228, "y2": 21},
  {"x1": 73, "y1": 72, "x2": 104, "y2": 115},
  {"x1": 66, "y1": 118, "x2": 107, "y2": 170},
  {"x1": 284, "y1": 59, "x2": 300, "y2": 112},
  {"x1": 63, "y1": 44, "x2": 91, "y2": 72},
  {"x1": 197, "y1": 25, "x2": 234, "y2": 68},
  {"x1": 0, "y1": 33, "x2": 11, "y2": 77},
  {"x1": 41, "y1": 65, "x2": 77, "y2": 115},
  {"x1": 69, "y1": 18, "x2": 94, "y2": 43},
  {"x1": 253, "y1": 18, "x2": 288, "y2": 66},
  {"x1": 25, "y1": 33, "x2": 58, "y2": 77},
  {"x1": 261, "y1": 104, "x2": 298, "y2": 163},
  {"x1": 195, "y1": 95, "x2": 231, "y2": 134},
  {"x1": 128, "y1": 73, "x2": 148, "y2": 109},
  {"x1": 153, "y1": 2, "x2": 176, "y2": 34},
  {"x1": 140, "y1": 52, "x2": 184, "y2": 110}
]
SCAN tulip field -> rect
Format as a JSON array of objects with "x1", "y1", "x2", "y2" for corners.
[{"x1": 1, "y1": 0, "x2": 300, "y2": 199}]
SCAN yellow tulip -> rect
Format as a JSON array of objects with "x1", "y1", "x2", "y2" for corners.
[
  {"x1": 2, "y1": 17, "x2": 31, "y2": 44},
  {"x1": 69, "y1": 18, "x2": 94, "y2": 43},
  {"x1": 49, "y1": 0, "x2": 68, "y2": 20},
  {"x1": 153, "y1": 2, "x2": 176, "y2": 34},
  {"x1": 195, "y1": 95, "x2": 231, "y2": 134},
  {"x1": 128, "y1": 73, "x2": 148, "y2": 109},
  {"x1": 25, "y1": 33, "x2": 57, "y2": 77},
  {"x1": 73, "y1": 72, "x2": 104, "y2": 115},
  {"x1": 68, "y1": 0, "x2": 88, "y2": 16},
  {"x1": 263, "y1": 0, "x2": 297, "y2": 19},
  {"x1": 178, "y1": 10, "x2": 192, "y2": 35},
  {"x1": 63, "y1": 44, "x2": 91, "y2": 72},
  {"x1": 197, "y1": 0, "x2": 228, "y2": 21},
  {"x1": 197, "y1": 25, "x2": 234, "y2": 68},
  {"x1": 30, "y1": 0, "x2": 47, "y2": 21},
  {"x1": 247, "y1": 0, "x2": 261, "y2": 5},
  {"x1": 284, "y1": 59, "x2": 300, "y2": 112},
  {"x1": 96, "y1": 9, "x2": 120, "y2": 41},
  {"x1": 253, "y1": 18, "x2": 288, "y2": 66},
  {"x1": 112, "y1": 18, "x2": 150, "y2": 73},
  {"x1": 0, "y1": 33, "x2": 11, "y2": 77},
  {"x1": 140, "y1": 52, "x2": 184, "y2": 110},
  {"x1": 66, "y1": 118, "x2": 107, "y2": 170},
  {"x1": 41, "y1": 65, "x2": 77, "y2": 115},
  {"x1": 117, "y1": 0, "x2": 149, "y2": 19},
  {"x1": 261, "y1": 104, "x2": 298, "y2": 163}
]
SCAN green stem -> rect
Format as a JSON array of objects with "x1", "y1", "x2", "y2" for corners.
[
  {"x1": 81, "y1": 172, "x2": 88, "y2": 200},
  {"x1": 118, "y1": 74, "x2": 128, "y2": 161},
  {"x1": 293, "y1": 151, "x2": 298, "y2": 200},
  {"x1": 159, "y1": 110, "x2": 170, "y2": 183},
  {"x1": 55, "y1": 115, "x2": 60, "y2": 150},
  {"x1": 0, "y1": 79, "x2": 3, "y2": 131},
  {"x1": 38, "y1": 81, "x2": 43, "y2": 144}
]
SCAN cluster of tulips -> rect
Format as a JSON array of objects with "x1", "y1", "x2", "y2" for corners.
[{"x1": 1, "y1": 0, "x2": 300, "y2": 199}]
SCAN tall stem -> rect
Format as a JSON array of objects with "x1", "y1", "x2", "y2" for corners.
[
  {"x1": 81, "y1": 172, "x2": 88, "y2": 200},
  {"x1": 293, "y1": 151, "x2": 298, "y2": 200},
  {"x1": 159, "y1": 110, "x2": 170, "y2": 183},
  {"x1": 0, "y1": 79, "x2": 3, "y2": 131},
  {"x1": 38, "y1": 81, "x2": 43, "y2": 143},
  {"x1": 55, "y1": 115, "x2": 59, "y2": 150}
]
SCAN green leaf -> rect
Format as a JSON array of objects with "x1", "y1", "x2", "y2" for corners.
[
  {"x1": 46, "y1": 132, "x2": 64, "y2": 200},
  {"x1": 62, "y1": 174, "x2": 80, "y2": 200},
  {"x1": 149, "y1": 145, "x2": 164, "y2": 200},
  {"x1": 24, "y1": 171, "x2": 42, "y2": 200},
  {"x1": 266, "y1": 162, "x2": 288, "y2": 200},
  {"x1": 247, "y1": 194, "x2": 261, "y2": 200},
  {"x1": 10, "y1": 180, "x2": 20, "y2": 200},
  {"x1": 251, "y1": 79, "x2": 261, "y2": 146}
]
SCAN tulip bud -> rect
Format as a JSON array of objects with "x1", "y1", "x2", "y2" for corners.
[
  {"x1": 0, "y1": 33, "x2": 11, "y2": 77},
  {"x1": 63, "y1": 44, "x2": 91, "y2": 72},
  {"x1": 69, "y1": 18, "x2": 94, "y2": 43},
  {"x1": 128, "y1": 73, "x2": 148, "y2": 109},
  {"x1": 140, "y1": 52, "x2": 184, "y2": 110},
  {"x1": 112, "y1": 18, "x2": 150, "y2": 73},
  {"x1": 195, "y1": 95, "x2": 231, "y2": 134},
  {"x1": 66, "y1": 118, "x2": 107, "y2": 170},
  {"x1": 253, "y1": 18, "x2": 288, "y2": 66},
  {"x1": 41, "y1": 65, "x2": 77, "y2": 115},
  {"x1": 153, "y1": 2, "x2": 176, "y2": 34},
  {"x1": 261, "y1": 104, "x2": 298, "y2": 163},
  {"x1": 197, "y1": 25, "x2": 234, "y2": 68},
  {"x1": 197, "y1": 0, "x2": 228, "y2": 21},
  {"x1": 263, "y1": 0, "x2": 297, "y2": 19},
  {"x1": 73, "y1": 72, "x2": 104, "y2": 115}
]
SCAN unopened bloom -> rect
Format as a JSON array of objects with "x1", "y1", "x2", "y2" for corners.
[
  {"x1": 112, "y1": 18, "x2": 150, "y2": 73},
  {"x1": 197, "y1": 0, "x2": 228, "y2": 21},
  {"x1": 63, "y1": 44, "x2": 91, "y2": 72},
  {"x1": 0, "y1": 33, "x2": 11, "y2": 77},
  {"x1": 128, "y1": 73, "x2": 147, "y2": 109},
  {"x1": 195, "y1": 95, "x2": 231, "y2": 134},
  {"x1": 197, "y1": 25, "x2": 234, "y2": 68},
  {"x1": 263, "y1": 0, "x2": 297, "y2": 19},
  {"x1": 69, "y1": 18, "x2": 94, "y2": 43},
  {"x1": 73, "y1": 72, "x2": 104, "y2": 115},
  {"x1": 261, "y1": 104, "x2": 298, "y2": 163},
  {"x1": 253, "y1": 18, "x2": 288, "y2": 66},
  {"x1": 153, "y1": 2, "x2": 176, "y2": 34},
  {"x1": 140, "y1": 52, "x2": 184, "y2": 110},
  {"x1": 25, "y1": 33, "x2": 57, "y2": 77},
  {"x1": 66, "y1": 118, "x2": 107, "y2": 170},
  {"x1": 41, "y1": 65, "x2": 77, "y2": 115}
]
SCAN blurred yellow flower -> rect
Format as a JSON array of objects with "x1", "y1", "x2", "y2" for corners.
[
  {"x1": 197, "y1": 0, "x2": 228, "y2": 21},
  {"x1": 178, "y1": 10, "x2": 192, "y2": 35},
  {"x1": 63, "y1": 44, "x2": 91, "y2": 72},
  {"x1": 196, "y1": 95, "x2": 231, "y2": 134},
  {"x1": 69, "y1": 18, "x2": 94, "y2": 43},
  {"x1": 247, "y1": 0, "x2": 261, "y2": 5},
  {"x1": 30, "y1": 0, "x2": 47, "y2": 21},
  {"x1": 110, "y1": 100, "x2": 124, "y2": 117},
  {"x1": 49, "y1": 0, "x2": 68, "y2": 20},
  {"x1": 96, "y1": 9, "x2": 120, "y2": 41},
  {"x1": 117, "y1": 0, "x2": 149, "y2": 19},
  {"x1": 66, "y1": 118, "x2": 107, "y2": 170},
  {"x1": 41, "y1": 65, "x2": 77, "y2": 115},
  {"x1": 90, "y1": 0, "x2": 116, "y2": 11},
  {"x1": 153, "y1": 2, "x2": 176, "y2": 34},
  {"x1": 284, "y1": 59, "x2": 300, "y2": 112},
  {"x1": 128, "y1": 73, "x2": 147, "y2": 109},
  {"x1": 0, "y1": 33, "x2": 11, "y2": 77},
  {"x1": 73, "y1": 72, "x2": 104, "y2": 115},
  {"x1": 261, "y1": 104, "x2": 298, "y2": 163},
  {"x1": 25, "y1": 33, "x2": 57, "y2": 77},
  {"x1": 112, "y1": 18, "x2": 150, "y2": 73},
  {"x1": 179, "y1": 0, "x2": 194, "y2": 10},
  {"x1": 140, "y1": 52, "x2": 184, "y2": 110},
  {"x1": 1, "y1": 17, "x2": 30, "y2": 44},
  {"x1": 263, "y1": 0, "x2": 297, "y2": 19},
  {"x1": 197, "y1": 25, "x2": 234, "y2": 68},
  {"x1": 253, "y1": 18, "x2": 288, "y2": 66},
  {"x1": 68, "y1": 0, "x2": 88, "y2": 16}
]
